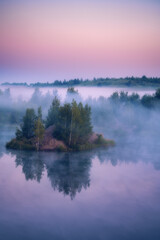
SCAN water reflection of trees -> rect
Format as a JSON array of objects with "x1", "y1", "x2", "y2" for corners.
[
  {"x1": 6, "y1": 141, "x2": 160, "y2": 202},
  {"x1": 10, "y1": 150, "x2": 93, "y2": 199},
  {"x1": 14, "y1": 151, "x2": 45, "y2": 182},
  {"x1": 96, "y1": 143, "x2": 160, "y2": 171},
  {"x1": 46, "y1": 152, "x2": 92, "y2": 199}
]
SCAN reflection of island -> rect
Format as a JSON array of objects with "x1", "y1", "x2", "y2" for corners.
[
  {"x1": 46, "y1": 152, "x2": 92, "y2": 199},
  {"x1": 6, "y1": 135, "x2": 160, "y2": 202},
  {"x1": 9, "y1": 150, "x2": 93, "y2": 199},
  {"x1": 14, "y1": 151, "x2": 45, "y2": 182}
]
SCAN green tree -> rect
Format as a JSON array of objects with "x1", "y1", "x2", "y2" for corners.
[
  {"x1": 67, "y1": 87, "x2": 78, "y2": 94},
  {"x1": 79, "y1": 103, "x2": 92, "y2": 142},
  {"x1": 34, "y1": 118, "x2": 45, "y2": 151},
  {"x1": 54, "y1": 103, "x2": 72, "y2": 144},
  {"x1": 141, "y1": 95, "x2": 154, "y2": 108},
  {"x1": 69, "y1": 100, "x2": 87, "y2": 146},
  {"x1": 22, "y1": 108, "x2": 36, "y2": 139},
  {"x1": 46, "y1": 97, "x2": 60, "y2": 128},
  {"x1": 155, "y1": 88, "x2": 160, "y2": 99},
  {"x1": 110, "y1": 92, "x2": 119, "y2": 102},
  {"x1": 54, "y1": 100, "x2": 92, "y2": 147},
  {"x1": 37, "y1": 106, "x2": 42, "y2": 121},
  {"x1": 15, "y1": 127, "x2": 23, "y2": 140}
]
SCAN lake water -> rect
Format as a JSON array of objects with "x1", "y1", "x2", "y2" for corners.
[{"x1": 0, "y1": 124, "x2": 160, "y2": 240}]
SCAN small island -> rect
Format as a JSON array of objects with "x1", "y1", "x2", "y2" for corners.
[{"x1": 6, "y1": 97, "x2": 115, "y2": 151}]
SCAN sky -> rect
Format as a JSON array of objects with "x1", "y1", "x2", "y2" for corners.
[{"x1": 0, "y1": 0, "x2": 160, "y2": 82}]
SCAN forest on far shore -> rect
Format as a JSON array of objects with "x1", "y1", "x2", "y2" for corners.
[{"x1": 1, "y1": 76, "x2": 160, "y2": 88}]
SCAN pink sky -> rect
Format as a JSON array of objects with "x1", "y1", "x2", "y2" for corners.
[{"x1": 0, "y1": 0, "x2": 160, "y2": 80}]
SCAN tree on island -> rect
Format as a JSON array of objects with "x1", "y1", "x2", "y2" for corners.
[
  {"x1": 53, "y1": 100, "x2": 92, "y2": 147},
  {"x1": 21, "y1": 108, "x2": 36, "y2": 139},
  {"x1": 11, "y1": 98, "x2": 93, "y2": 150},
  {"x1": 45, "y1": 98, "x2": 93, "y2": 147},
  {"x1": 15, "y1": 107, "x2": 45, "y2": 150},
  {"x1": 6, "y1": 97, "x2": 114, "y2": 151},
  {"x1": 34, "y1": 117, "x2": 45, "y2": 151},
  {"x1": 37, "y1": 106, "x2": 42, "y2": 121},
  {"x1": 45, "y1": 96, "x2": 60, "y2": 128}
]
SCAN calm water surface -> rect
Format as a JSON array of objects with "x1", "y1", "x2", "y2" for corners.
[{"x1": 0, "y1": 126, "x2": 160, "y2": 240}]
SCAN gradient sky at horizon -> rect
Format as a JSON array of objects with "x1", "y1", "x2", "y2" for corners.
[{"x1": 0, "y1": 0, "x2": 160, "y2": 82}]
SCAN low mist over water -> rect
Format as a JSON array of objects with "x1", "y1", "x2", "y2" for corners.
[{"x1": 0, "y1": 85, "x2": 155, "y2": 101}]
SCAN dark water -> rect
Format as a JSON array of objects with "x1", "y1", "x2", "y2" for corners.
[{"x1": 0, "y1": 125, "x2": 160, "y2": 240}]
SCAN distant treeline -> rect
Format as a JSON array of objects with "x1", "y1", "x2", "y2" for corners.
[
  {"x1": 1, "y1": 76, "x2": 160, "y2": 87},
  {"x1": 109, "y1": 88, "x2": 160, "y2": 108}
]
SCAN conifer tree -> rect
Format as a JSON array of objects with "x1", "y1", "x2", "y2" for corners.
[
  {"x1": 46, "y1": 97, "x2": 60, "y2": 128},
  {"x1": 22, "y1": 108, "x2": 36, "y2": 139},
  {"x1": 54, "y1": 103, "x2": 72, "y2": 144},
  {"x1": 54, "y1": 100, "x2": 92, "y2": 147},
  {"x1": 34, "y1": 118, "x2": 45, "y2": 151},
  {"x1": 37, "y1": 106, "x2": 42, "y2": 121}
]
